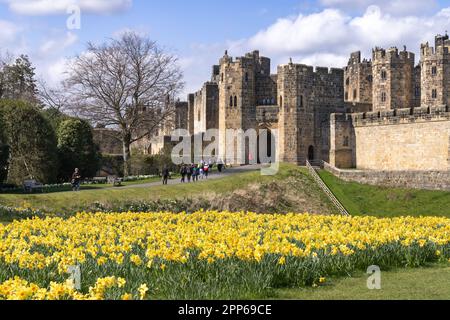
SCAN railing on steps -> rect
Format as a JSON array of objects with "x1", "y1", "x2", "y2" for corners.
[{"x1": 306, "y1": 160, "x2": 350, "y2": 217}]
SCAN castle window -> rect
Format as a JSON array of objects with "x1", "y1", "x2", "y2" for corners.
[
  {"x1": 353, "y1": 90, "x2": 357, "y2": 100},
  {"x1": 245, "y1": 72, "x2": 249, "y2": 82},
  {"x1": 345, "y1": 78, "x2": 350, "y2": 86},
  {"x1": 229, "y1": 96, "x2": 233, "y2": 107},
  {"x1": 432, "y1": 89, "x2": 437, "y2": 99},
  {"x1": 367, "y1": 75, "x2": 373, "y2": 82},
  {"x1": 432, "y1": 66, "x2": 437, "y2": 76},
  {"x1": 280, "y1": 96, "x2": 283, "y2": 108},
  {"x1": 300, "y1": 95, "x2": 304, "y2": 108},
  {"x1": 221, "y1": 73, "x2": 224, "y2": 82},
  {"x1": 415, "y1": 87, "x2": 420, "y2": 98},
  {"x1": 381, "y1": 70, "x2": 387, "y2": 81},
  {"x1": 345, "y1": 92, "x2": 349, "y2": 100},
  {"x1": 198, "y1": 110, "x2": 201, "y2": 122},
  {"x1": 271, "y1": 98, "x2": 275, "y2": 104},
  {"x1": 381, "y1": 92, "x2": 387, "y2": 103},
  {"x1": 234, "y1": 96, "x2": 238, "y2": 107}
]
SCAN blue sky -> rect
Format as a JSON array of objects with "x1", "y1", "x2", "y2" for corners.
[{"x1": 1, "y1": 0, "x2": 450, "y2": 96}]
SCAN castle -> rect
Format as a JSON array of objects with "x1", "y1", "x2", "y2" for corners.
[{"x1": 141, "y1": 34, "x2": 450, "y2": 189}]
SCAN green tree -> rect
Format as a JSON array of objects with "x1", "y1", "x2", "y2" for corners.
[
  {"x1": 0, "y1": 100, "x2": 59, "y2": 185},
  {"x1": 57, "y1": 119, "x2": 101, "y2": 181},
  {"x1": 0, "y1": 55, "x2": 38, "y2": 104}
]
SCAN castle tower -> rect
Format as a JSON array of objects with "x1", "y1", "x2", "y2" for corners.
[
  {"x1": 277, "y1": 61, "x2": 315, "y2": 165},
  {"x1": 218, "y1": 51, "x2": 260, "y2": 164},
  {"x1": 372, "y1": 46, "x2": 416, "y2": 111},
  {"x1": 344, "y1": 51, "x2": 373, "y2": 105},
  {"x1": 420, "y1": 34, "x2": 450, "y2": 107}
]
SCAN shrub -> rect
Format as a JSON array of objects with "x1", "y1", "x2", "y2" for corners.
[
  {"x1": 0, "y1": 100, "x2": 59, "y2": 184},
  {"x1": 57, "y1": 119, "x2": 101, "y2": 181}
]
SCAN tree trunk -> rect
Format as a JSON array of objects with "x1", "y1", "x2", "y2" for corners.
[{"x1": 122, "y1": 133, "x2": 132, "y2": 177}]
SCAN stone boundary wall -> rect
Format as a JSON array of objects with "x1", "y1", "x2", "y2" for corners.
[{"x1": 323, "y1": 162, "x2": 450, "y2": 191}]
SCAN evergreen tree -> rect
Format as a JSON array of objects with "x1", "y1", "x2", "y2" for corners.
[{"x1": 0, "y1": 55, "x2": 38, "y2": 104}]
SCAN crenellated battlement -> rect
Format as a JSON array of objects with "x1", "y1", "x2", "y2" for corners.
[
  {"x1": 421, "y1": 34, "x2": 450, "y2": 58},
  {"x1": 334, "y1": 105, "x2": 450, "y2": 127},
  {"x1": 372, "y1": 46, "x2": 415, "y2": 65}
]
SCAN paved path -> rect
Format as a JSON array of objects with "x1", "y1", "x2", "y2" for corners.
[{"x1": 115, "y1": 164, "x2": 264, "y2": 190}]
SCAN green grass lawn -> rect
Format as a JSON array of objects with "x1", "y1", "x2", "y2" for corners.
[
  {"x1": 318, "y1": 170, "x2": 450, "y2": 217},
  {"x1": 275, "y1": 263, "x2": 450, "y2": 300},
  {"x1": 0, "y1": 164, "x2": 304, "y2": 213}
]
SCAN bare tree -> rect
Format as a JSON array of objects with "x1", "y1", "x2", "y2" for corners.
[
  {"x1": 38, "y1": 79, "x2": 71, "y2": 111},
  {"x1": 66, "y1": 32, "x2": 184, "y2": 176}
]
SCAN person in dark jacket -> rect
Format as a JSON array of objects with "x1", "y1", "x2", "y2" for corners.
[
  {"x1": 162, "y1": 167, "x2": 170, "y2": 185},
  {"x1": 71, "y1": 168, "x2": 82, "y2": 191}
]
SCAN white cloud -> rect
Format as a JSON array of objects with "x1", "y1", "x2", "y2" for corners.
[
  {"x1": 1, "y1": 0, "x2": 132, "y2": 15},
  {"x1": 235, "y1": 5, "x2": 450, "y2": 68},
  {"x1": 181, "y1": 5, "x2": 450, "y2": 97},
  {"x1": 319, "y1": 0, "x2": 438, "y2": 15},
  {"x1": 39, "y1": 31, "x2": 78, "y2": 55},
  {"x1": 0, "y1": 19, "x2": 21, "y2": 45}
]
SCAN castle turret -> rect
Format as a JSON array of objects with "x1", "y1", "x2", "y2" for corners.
[
  {"x1": 344, "y1": 51, "x2": 373, "y2": 105},
  {"x1": 420, "y1": 34, "x2": 450, "y2": 107},
  {"x1": 372, "y1": 46, "x2": 416, "y2": 111}
]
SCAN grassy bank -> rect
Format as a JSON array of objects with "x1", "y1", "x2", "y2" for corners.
[
  {"x1": 0, "y1": 164, "x2": 335, "y2": 215},
  {"x1": 276, "y1": 263, "x2": 450, "y2": 300},
  {"x1": 318, "y1": 170, "x2": 450, "y2": 218}
]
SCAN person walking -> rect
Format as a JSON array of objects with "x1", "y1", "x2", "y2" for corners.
[
  {"x1": 71, "y1": 168, "x2": 82, "y2": 192},
  {"x1": 187, "y1": 164, "x2": 193, "y2": 183},
  {"x1": 162, "y1": 167, "x2": 170, "y2": 185},
  {"x1": 203, "y1": 162, "x2": 210, "y2": 179},
  {"x1": 180, "y1": 165, "x2": 187, "y2": 183}
]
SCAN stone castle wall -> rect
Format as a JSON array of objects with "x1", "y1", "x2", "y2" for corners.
[
  {"x1": 324, "y1": 162, "x2": 450, "y2": 191},
  {"x1": 330, "y1": 106, "x2": 450, "y2": 171}
]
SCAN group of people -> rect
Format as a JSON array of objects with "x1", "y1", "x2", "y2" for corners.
[{"x1": 179, "y1": 161, "x2": 212, "y2": 183}]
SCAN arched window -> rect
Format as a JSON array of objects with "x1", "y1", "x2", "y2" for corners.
[
  {"x1": 345, "y1": 78, "x2": 350, "y2": 86},
  {"x1": 280, "y1": 96, "x2": 283, "y2": 107},
  {"x1": 229, "y1": 96, "x2": 233, "y2": 107},
  {"x1": 221, "y1": 73, "x2": 224, "y2": 82},
  {"x1": 234, "y1": 96, "x2": 238, "y2": 107},
  {"x1": 432, "y1": 66, "x2": 437, "y2": 76}
]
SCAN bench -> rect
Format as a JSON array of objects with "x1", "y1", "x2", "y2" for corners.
[
  {"x1": 107, "y1": 176, "x2": 123, "y2": 187},
  {"x1": 23, "y1": 180, "x2": 44, "y2": 193},
  {"x1": 92, "y1": 177, "x2": 108, "y2": 184}
]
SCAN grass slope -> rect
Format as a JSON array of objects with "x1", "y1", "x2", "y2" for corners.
[
  {"x1": 0, "y1": 164, "x2": 335, "y2": 214},
  {"x1": 276, "y1": 264, "x2": 450, "y2": 300},
  {"x1": 318, "y1": 170, "x2": 450, "y2": 217}
]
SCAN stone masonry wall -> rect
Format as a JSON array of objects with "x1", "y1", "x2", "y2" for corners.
[
  {"x1": 342, "y1": 106, "x2": 450, "y2": 171},
  {"x1": 324, "y1": 162, "x2": 450, "y2": 191}
]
